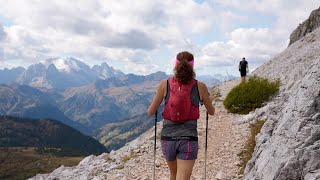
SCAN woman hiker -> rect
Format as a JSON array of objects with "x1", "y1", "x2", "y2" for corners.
[{"x1": 147, "y1": 51, "x2": 215, "y2": 180}]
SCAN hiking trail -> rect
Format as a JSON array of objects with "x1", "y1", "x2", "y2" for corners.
[
  {"x1": 30, "y1": 79, "x2": 250, "y2": 180},
  {"x1": 110, "y1": 79, "x2": 250, "y2": 180}
]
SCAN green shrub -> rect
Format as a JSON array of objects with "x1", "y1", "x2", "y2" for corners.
[
  {"x1": 224, "y1": 76, "x2": 280, "y2": 114},
  {"x1": 238, "y1": 119, "x2": 266, "y2": 174}
]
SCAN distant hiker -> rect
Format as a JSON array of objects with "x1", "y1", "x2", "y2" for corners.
[
  {"x1": 239, "y1": 57, "x2": 248, "y2": 82},
  {"x1": 147, "y1": 51, "x2": 215, "y2": 180}
]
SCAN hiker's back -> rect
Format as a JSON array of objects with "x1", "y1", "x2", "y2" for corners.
[{"x1": 240, "y1": 60, "x2": 247, "y2": 69}]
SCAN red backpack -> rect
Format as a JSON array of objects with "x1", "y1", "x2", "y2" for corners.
[{"x1": 162, "y1": 78, "x2": 199, "y2": 122}]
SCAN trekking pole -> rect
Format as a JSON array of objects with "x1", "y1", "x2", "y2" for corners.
[
  {"x1": 153, "y1": 110, "x2": 157, "y2": 180},
  {"x1": 204, "y1": 111, "x2": 209, "y2": 180}
]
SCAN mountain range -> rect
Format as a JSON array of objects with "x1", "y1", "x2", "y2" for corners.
[
  {"x1": 0, "y1": 57, "x2": 232, "y2": 90},
  {"x1": 14, "y1": 57, "x2": 125, "y2": 90},
  {"x1": 0, "y1": 57, "x2": 234, "y2": 150}
]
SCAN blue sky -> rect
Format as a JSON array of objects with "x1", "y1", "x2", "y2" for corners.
[{"x1": 0, "y1": 0, "x2": 319, "y2": 76}]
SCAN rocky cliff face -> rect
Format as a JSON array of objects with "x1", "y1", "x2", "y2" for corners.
[
  {"x1": 244, "y1": 27, "x2": 320, "y2": 179},
  {"x1": 288, "y1": 6, "x2": 320, "y2": 46}
]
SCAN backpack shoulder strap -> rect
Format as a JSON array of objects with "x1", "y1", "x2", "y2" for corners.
[
  {"x1": 191, "y1": 79, "x2": 197, "y2": 86},
  {"x1": 191, "y1": 79, "x2": 201, "y2": 105},
  {"x1": 164, "y1": 78, "x2": 170, "y2": 103},
  {"x1": 195, "y1": 80, "x2": 201, "y2": 100}
]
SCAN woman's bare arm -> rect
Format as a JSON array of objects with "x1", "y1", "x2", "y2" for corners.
[
  {"x1": 147, "y1": 80, "x2": 166, "y2": 115},
  {"x1": 198, "y1": 81, "x2": 215, "y2": 115}
]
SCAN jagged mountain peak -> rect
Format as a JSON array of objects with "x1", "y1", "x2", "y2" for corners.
[
  {"x1": 91, "y1": 62, "x2": 125, "y2": 79},
  {"x1": 99, "y1": 62, "x2": 110, "y2": 67},
  {"x1": 40, "y1": 57, "x2": 90, "y2": 73}
]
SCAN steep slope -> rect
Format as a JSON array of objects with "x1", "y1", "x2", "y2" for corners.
[
  {"x1": 0, "y1": 83, "x2": 89, "y2": 134},
  {"x1": 0, "y1": 116, "x2": 107, "y2": 155},
  {"x1": 0, "y1": 67, "x2": 25, "y2": 84},
  {"x1": 243, "y1": 27, "x2": 320, "y2": 179},
  {"x1": 60, "y1": 72, "x2": 167, "y2": 129},
  {"x1": 94, "y1": 108, "x2": 164, "y2": 151}
]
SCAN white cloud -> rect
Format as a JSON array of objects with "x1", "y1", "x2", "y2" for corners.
[
  {"x1": 0, "y1": 0, "x2": 318, "y2": 75},
  {"x1": 196, "y1": 27, "x2": 287, "y2": 75},
  {"x1": 124, "y1": 54, "x2": 160, "y2": 75},
  {"x1": 193, "y1": 1, "x2": 319, "y2": 75},
  {"x1": 124, "y1": 62, "x2": 159, "y2": 75},
  {"x1": 0, "y1": 23, "x2": 5, "y2": 40},
  {"x1": 213, "y1": 0, "x2": 319, "y2": 33},
  {"x1": 0, "y1": 0, "x2": 218, "y2": 74}
]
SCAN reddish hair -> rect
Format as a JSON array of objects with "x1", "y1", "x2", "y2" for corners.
[{"x1": 174, "y1": 51, "x2": 195, "y2": 84}]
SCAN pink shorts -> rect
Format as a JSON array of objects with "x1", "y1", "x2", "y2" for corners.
[{"x1": 161, "y1": 139, "x2": 198, "y2": 161}]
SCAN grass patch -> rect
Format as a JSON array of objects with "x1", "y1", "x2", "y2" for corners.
[
  {"x1": 238, "y1": 119, "x2": 266, "y2": 174},
  {"x1": 224, "y1": 76, "x2": 280, "y2": 114},
  {"x1": 0, "y1": 147, "x2": 84, "y2": 180},
  {"x1": 121, "y1": 156, "x2": 131, "y2": 163},
  {"x1": 96, "y1": 114, "x2": 155, "y2": 151},
  {"x1": 121, "y1": 150, "x2": 138, "y2": 163}
]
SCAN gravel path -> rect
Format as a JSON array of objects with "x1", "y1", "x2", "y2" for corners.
[{"x1": 118, "y1": 79, "x2": 250, "y2": 180}]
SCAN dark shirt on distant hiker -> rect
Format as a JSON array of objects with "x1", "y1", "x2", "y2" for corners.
[{"x1": 239, "y1": 60, "x2": 248, "y2": 77}]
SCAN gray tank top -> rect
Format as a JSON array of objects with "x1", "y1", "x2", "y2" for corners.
[{"x1": 161, "y1": 119, "x2": 198, "y2": 137}]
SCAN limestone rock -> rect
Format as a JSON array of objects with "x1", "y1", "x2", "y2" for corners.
[
  {"x1": 245, "y1": 20, "x2": 320, "y2": 180},
  {"x1": 289, "y1": 6, "x2": 320, "y2": 46},
  {"x1": 215, "y1": 171, "x2": 224, "y2": 179}
]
